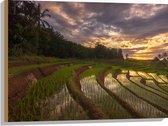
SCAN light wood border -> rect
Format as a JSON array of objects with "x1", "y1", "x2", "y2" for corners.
[{"x1": 4, "y1": 0, "x2": 8, "y2": 122}]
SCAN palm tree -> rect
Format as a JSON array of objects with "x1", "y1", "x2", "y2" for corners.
[
  {"x1": 153, "y1": 56, "x2": 159, "y2": 62},
  {"x1": 21, "y1": 1, "x2": 37, "y2": 20},
  {"x1": 163, "y1": 52, "x2": 168, "y2": 61},
  {"x1": 156, "y1": 52, "x2": 168, "y2": 61},
  {"x1": 158, "y1": 54, "x2": 162, "y2": 60},
  {"x1": 18, "y1": 1, "x2": 51, "y2": 28},
  {"x1": 33, "y1": 3, "x2": 51, "y2": 28}
]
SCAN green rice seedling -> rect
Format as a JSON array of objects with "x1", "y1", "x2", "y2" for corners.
[
  {"x1": 121, "y1": 69, "x2": 128, "y2": 74},
  {"x1": 145, "y1": 79, "x2": 168, "y2": 94},
  {"x1": 129, "y1": 70, "x2": 139, "y2": 76},
  {"x1": 9, "y1": 64, "x2": 88, "y2": 121},
  {"x1": 117, "y1": 74, "x2": 168, "y2": 114},
  {"x1": 137, "y1": 72, "x2": 153, "y2": 79},
  {"x1": 159, "y1": 75, "x2": 168, "y2": 83},
  {"x1": 105, "y1": 74, "x2": 167, "y2": 118},
  {"x1": 146, "y1": 73, "x2": 168, "y2": 93},
  {"x1": 148, "y1": 73, "x2": 165, "y2": 83},
  {"x1": 45, "y1": 84, "x2": 88, "y2": 120},
  {"x1": 80, "y1": 75, "x2": 132, "y2": 119},
  {"x1": 80, "y1": 64, "x2": 109, "y2": 79},
  {"x1": 130, "y1": 76, "x2": 168, "y2": 99},
  {"x1": 158, "y1": 84, "x2": 168, "y2": 92}
]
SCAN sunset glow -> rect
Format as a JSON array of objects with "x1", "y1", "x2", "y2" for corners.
[{"x1": 39, "y1": 2, "x2": 168, "y2": 60}]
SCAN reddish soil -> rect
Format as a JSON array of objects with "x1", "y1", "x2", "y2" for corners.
[
  {"x1": 112, "y1": 69, "x2": 121, "y2": 79},
  {"x1": 126, "y1": 70, "x2": 146, "y2": 85},
  {"x1": 66, "y1": 64, "x2": 107, "y2": 119},
  {"x1": 96, "y1": 67, "x2": 111, "y2": 86},
  {"x1": 8, "y1": 63, "x2": 70, "y2": 108},
  {"x1": 126, "y1": 71, "x2": 130, "y2": 80},
  {"x1": 73, "y1": 65, "x2": 94, "y2": 90},
  {"x1": 140, "y1": 78, "x2": 146, "y2": 85}
]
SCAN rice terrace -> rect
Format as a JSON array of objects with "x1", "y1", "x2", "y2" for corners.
[{"x1": 8, "y1": 1, "x2": 168, "y2": 121}]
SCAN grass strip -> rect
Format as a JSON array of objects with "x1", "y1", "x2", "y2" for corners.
[
  {"x1": 9, "y1": 64, "x2": 87, "y2": 121},
  {"x1": 9, "y1": 61, "x2": 69, "y2": 74},
  {"x1": 80, "y1": 64, "x2": 108, "y2": 79}
]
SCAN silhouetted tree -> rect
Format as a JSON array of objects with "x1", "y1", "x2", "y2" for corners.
[
  {"x1": 34, "y1": 3, "x2": 51, "y2": 28},
  {"x1": 9, "y1": 0, "x2": 124, "y2": 60},
  {"x1": 125, "y1": 54, "x2": 129, "y2": 60},
  {"x1": 153, "y1": 57, "x2": 159, "y2": 62}
]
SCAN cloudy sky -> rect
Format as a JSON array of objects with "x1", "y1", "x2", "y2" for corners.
[{"x1": 39, "y1": 2, "x2": 168, "y2": 60}]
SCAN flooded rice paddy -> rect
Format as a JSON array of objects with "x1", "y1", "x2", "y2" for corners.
[
  {"x1": 105, "y1": 74, "x2": 167, "y2": 117},
  {"x1": 49, "y1": 70, "x2": 168, "y2": 119},
  {"x1": 43, "y1": 84, "x2": 88, "y2": 120},
  {"x1": 80, "y1": 75, "x2": 132, "y2": 119},
  {"x1": 10, "y1": 68, "x2": 168, "y2": 121}
]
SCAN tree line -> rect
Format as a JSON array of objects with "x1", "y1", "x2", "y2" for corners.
[
  {"x1": 9, "y1": 0, "x2": 123, "y2": 60},
  {"x1": 153, "y1": 52, "x2": 168, "y2": 61}
]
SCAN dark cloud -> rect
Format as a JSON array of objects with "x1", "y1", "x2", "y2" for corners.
[
  {"x1": 86, "y1": 4, "x2": 131, "y2": 24},
  {"x1": 40, "y1": 2, "x2": 168, "y2": 40},
  {"x1": 83, "y1": 3, "x2": 168, "y2": 39},
  {"x1": 120, "y1": 6, "x2": 168, "y2": 38},
  {"x1": 39, "y1": 2, "x2": 168, "y2": 59},
  {"x1": 59, "y1": 3, "x2": 84, "y2": 19}
]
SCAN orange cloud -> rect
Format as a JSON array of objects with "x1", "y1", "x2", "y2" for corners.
[{"x1": 82, "y1": 32, "x2": 168, "y2": 60}]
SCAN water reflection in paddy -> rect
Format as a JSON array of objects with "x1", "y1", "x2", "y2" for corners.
[
  {"x1": 129, "y1": 70, "x2": 139, "y2": 76},
  {"x1": 149, "y1": 73, "x2": 165, "y2": 83},
  {"x1": 44, "y1": 84, "x2": 88, "y2": 120},
  {"x1": 80, "y1": 75, "x2": 132, "y2": 119},
  {"x1": 118, "y1": 74, "x2": 168, "y2": 114},
  {"x1": 159, "y1": 75, "x2": 168, "y2": 83},
  {"x1": 137, "y1": 72, "x2": 153, "y2": 79},
  {"x1": 130, "y1": 76, "x2": 168, "y2": 99},
  {"x1": 105, "y1": 74, "x2": 167, "y2": 118}
]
